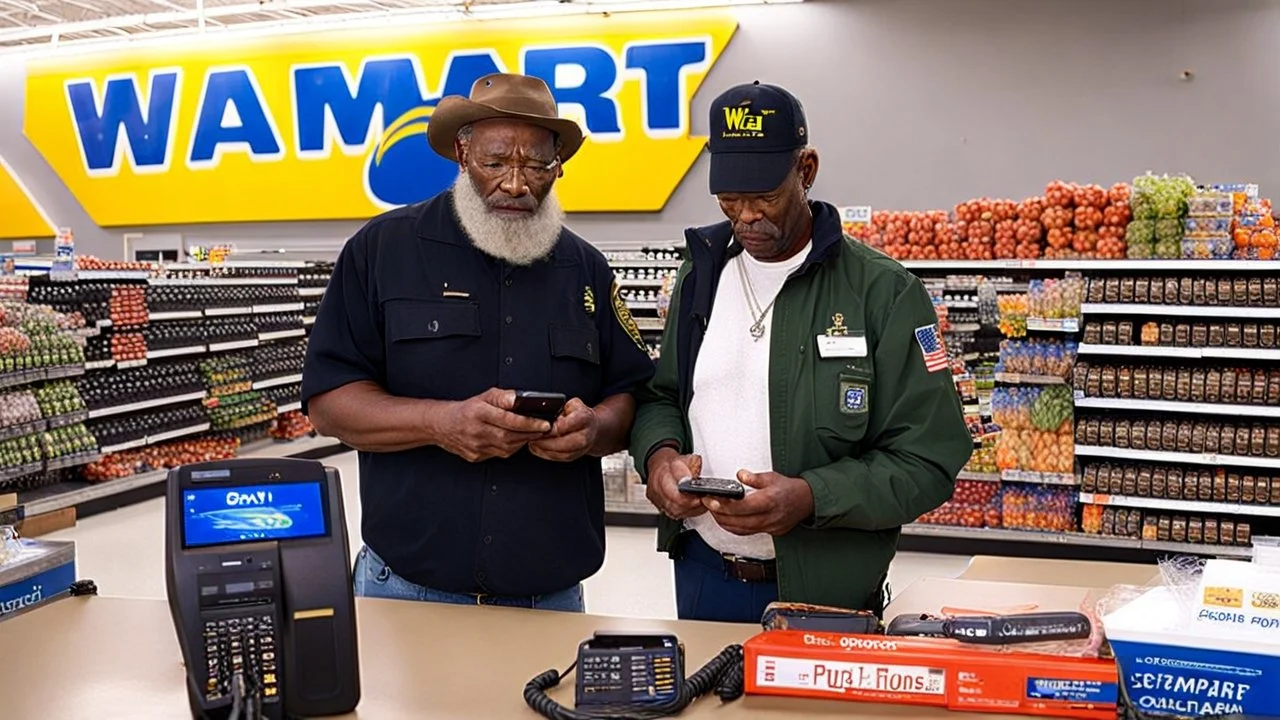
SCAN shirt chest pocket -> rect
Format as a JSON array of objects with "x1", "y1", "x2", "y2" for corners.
[
  {"x1": 813, "y1": 359, "x2": 873, "y2": 453},
  {"x1": 384, "y1": 299, "x2": 483, "y2": 399},
  {"x1": 548, "y1": 324, "x2": 603, "y2": 404}
]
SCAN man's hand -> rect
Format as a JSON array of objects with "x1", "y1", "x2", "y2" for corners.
[
  {"x1": 434, "y1": 388, "x2": 551, "y2": 463},
  {"x1": 702, "y1": 470, "x2": 814, "y2": 536},
  {"x1": 645, "y1": 447, "x2": 708, "y2": 520},
  {"x1": 528, "y1": 398, "x2": 599, "y2": 462}
]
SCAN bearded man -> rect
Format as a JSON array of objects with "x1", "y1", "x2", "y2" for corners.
[{"x1": 302, "y1": 73, "x2": 655, "y2": 613}]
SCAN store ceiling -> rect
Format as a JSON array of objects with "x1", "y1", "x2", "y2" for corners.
[{"x1": 0, "y1": 0, "x2": 670, "y2": 49}]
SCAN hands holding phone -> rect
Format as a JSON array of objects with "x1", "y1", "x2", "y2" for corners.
[
  {"x1": 436, "y1": 388, "x2": 597, "y2": 463},
  {"x1": 646, "y1": 448, "x2": 814, "y2": 536}
]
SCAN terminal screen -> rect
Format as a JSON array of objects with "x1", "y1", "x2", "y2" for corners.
[{"x1": 182, "y1": 480, "x2": 328, "y2": 548}]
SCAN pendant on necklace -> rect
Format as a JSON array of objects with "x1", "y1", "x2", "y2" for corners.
[{"x1": 750, "y1": 322, "x2": 766, "y2": 340}]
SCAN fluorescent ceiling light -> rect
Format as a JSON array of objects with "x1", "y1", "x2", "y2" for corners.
[{"x1": 1, "y1": 0, "x2": 802, "y2": 56}]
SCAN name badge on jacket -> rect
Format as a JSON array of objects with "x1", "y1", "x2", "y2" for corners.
[{"x1": 817, "y1": 312, "x2": 867, "y2": 358}]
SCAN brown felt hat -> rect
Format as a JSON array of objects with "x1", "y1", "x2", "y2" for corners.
[{"x1": 427, "y1": 73, "x2": 585, "y2": 163}]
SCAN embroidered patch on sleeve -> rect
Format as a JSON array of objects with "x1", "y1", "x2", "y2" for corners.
[
  {"x1": 913, "y1": 323, "x2": 949, "y2": 373},
  {"x1": 611, "y1": 280, "x2": 648, "y2": 352}
]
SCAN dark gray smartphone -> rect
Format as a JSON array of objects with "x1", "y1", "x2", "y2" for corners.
[
  {"x1": 512, "y1": 391, "x2": 567, "y2": 423},
  {"x1": 677, "y1": 475, "x2": 746, "y2": 500}
]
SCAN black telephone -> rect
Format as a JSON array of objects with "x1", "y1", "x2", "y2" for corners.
[{"x1": 165, "y1": 458, "x2": 361, "y2": 720}]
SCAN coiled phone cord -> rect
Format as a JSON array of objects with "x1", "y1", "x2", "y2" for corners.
[{"x1": 523, "y1": 644, "x2": 744, "y2": 720}]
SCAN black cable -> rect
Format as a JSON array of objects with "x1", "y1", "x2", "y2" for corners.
[{"x1": 523, "y1": 644, "x2": 744, "y2": 720}]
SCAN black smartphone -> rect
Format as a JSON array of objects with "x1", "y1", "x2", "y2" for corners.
[
  {"x1": 677, "y1": 475, "x2": 746, "y2": 500},
  {"x1": 512, "y1": 391, "x2": 567, "y2": 423}
]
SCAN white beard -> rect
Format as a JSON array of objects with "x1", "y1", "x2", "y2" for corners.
[{"x1": 451, "y1": 173, "x2": 565, "y2": 266}]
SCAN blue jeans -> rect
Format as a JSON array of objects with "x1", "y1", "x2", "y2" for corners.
[
  {"x1": 352, "y1": 545, "x2": 585, "y2": 613},
  {"x1": 674, "y1": 532, "x2": 779, "y2": 624}
]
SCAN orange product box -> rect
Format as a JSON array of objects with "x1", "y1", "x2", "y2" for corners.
[{"x1": 743, "y1": 629, "x2": 1118, "y2": 719}]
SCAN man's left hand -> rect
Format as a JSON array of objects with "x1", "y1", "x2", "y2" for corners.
[
  {"x1": 703, "y1": 471, "x2": 814, "y2": 537},
  {"x1": 528, "y1": 398, "x2": 599, "y2": 462}
]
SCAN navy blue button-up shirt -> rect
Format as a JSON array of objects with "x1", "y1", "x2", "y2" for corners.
[{"x1": 301, "y1": 190, "x2": 656, "y2": 596}]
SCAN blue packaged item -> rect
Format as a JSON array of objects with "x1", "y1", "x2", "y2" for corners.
[
  {"x1": 1105, "y1": 586, "x2": 1280, "y2": 717},
  {"x1": 0, "y1": 538, "x2": 75, "y2": 620}
]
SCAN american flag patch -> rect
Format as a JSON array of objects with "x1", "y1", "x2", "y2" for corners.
[{"x1": 914, "y1": 324, "x2": 949, "y2": 373}]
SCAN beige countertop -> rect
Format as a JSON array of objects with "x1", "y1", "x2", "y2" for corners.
[{"x1": 1, "y1": 593, "x2": 1053, "y2": 720}]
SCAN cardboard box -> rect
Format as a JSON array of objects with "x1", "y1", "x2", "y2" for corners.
[{"x1": 744, "y1": 578, "x2": 1118, "y2": 718}]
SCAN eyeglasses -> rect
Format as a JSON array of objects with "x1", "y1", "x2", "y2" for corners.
[{"x1": 469, "y1": 156, "x2": 560, "y2": 183}]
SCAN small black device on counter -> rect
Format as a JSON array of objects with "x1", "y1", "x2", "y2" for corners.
[
  {"x1": 164, "y1": 457, "x2": 361, "y2": 719},
  {"x1": 677, "y1": 476, "x2": 746, "y2": 500},
  {"x1": 525, "y1": 631, "x2": 744, "y2": 720},
  {"x1": 886, "y1": 611, "x2": 1093, "y2": 645},
  {"x1": 513, "y1": 391, "x2": 567, "y2": 422}
]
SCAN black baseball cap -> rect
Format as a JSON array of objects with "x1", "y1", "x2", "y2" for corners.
[{"x1": 707, "y1": 80, "x2": 808, "y2": 195}]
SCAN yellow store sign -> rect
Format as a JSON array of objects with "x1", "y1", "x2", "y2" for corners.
[
  {"x1": 23, "y1": 11, "x2": 737, "y2": 227},
  {"x1": 0, "y1": 155, "x2": 54, "y2": 240}
]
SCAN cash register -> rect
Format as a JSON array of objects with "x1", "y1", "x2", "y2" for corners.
[{"x1": 164, "y1": 457, "x2": 361, "y2": 719}]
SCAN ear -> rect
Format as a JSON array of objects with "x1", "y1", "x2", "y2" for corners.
[
  {"x1": 799, "y1": 148, "x2": 819, "y2": 190},
  {"x1": 454, "y1": 138, "x2": 468, "y2": 167}
]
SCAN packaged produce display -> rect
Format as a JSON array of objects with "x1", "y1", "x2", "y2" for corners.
[
  {"x1": 1028, "y1": 276, "x2": 1084, "y2": 320},
  {"x1": 82, "y1": 436, "x2": 242, "y2": 482},
  {"x1": 1001, "y1": 484, "x2": 1077, "y2": 532},
  {"x1": 270, "y1": 410, "x2": 314, "y2": 440},
  {"x1": 1076, "y1": 412, "x2": 1280, "y2": 460},
  {"x1": 1125, "y1": 173, "x2": 1195, "y2": 259},
  {"x1": 917, "y1": 479, "x2": 1002, "y2": 528},
  {"x1": 996, "y1": 339, "x2": 1077, "y2": 378}
]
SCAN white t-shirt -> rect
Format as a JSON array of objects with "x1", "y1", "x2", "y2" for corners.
[{"x1": 685, "y1": 242, "x2": 812, "y2": 559}]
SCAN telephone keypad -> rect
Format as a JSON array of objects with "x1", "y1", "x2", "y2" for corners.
[{"x1": 202, "y1": 613, "x2": 278, "y2": 702}]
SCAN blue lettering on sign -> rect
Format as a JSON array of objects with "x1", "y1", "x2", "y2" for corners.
[
  {"x1": 292, "y1": 56, "x2": 430, "y2": 157},
  {"x1": 624, "y1": 39, "x2": 709, "y2": 137},
  {"x1": 62, "y1": 40, "x2": 710, "y2": 207},
  {"x1": 523, "y1": 45, "x2": 621, "y2": 137},
  {"x1": 188, "y1": 67, "x2": 283, "y2": 168},
  {"x1": 65, "y1": 69, "x2": 182, "y2": 174}
]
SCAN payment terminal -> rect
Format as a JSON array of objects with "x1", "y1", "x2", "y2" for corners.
[{"x1": 164, "y1": 458, "x2": 360, "y2": 719}]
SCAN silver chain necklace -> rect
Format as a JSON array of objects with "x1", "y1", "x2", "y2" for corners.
[{"x1": 736, "y1": 256, "x2": 777, "y2": 341}]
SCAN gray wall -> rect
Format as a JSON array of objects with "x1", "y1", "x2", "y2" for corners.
[{"x1": 2, "y1": 0, "x2": 1278, "y2": 259}]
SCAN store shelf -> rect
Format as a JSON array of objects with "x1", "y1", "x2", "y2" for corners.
[
  {"x1": 608, "y1": 259, "x2": 683, "y2": 269},
  {"x1": 1141, "y1": 540, "x2": 1253, "y2": 558},
  {"x1": 1026, "y1": 317, "x2": 1080, "y2": 332},
  {"x1": 148, "y1": 422, "x2": 213, "y2": 444},
  {"x1": 253, "y1": 302, "x2": 305, "y2": 314},
  {"x1": 1082, "y1": 303, "x2": 1280, "y2": 319},
  {"x1": 146, "y1": 345, "x2": 206, "y2": 360},
  {"x1": 148, "y1": 310, "x2": 203, "y2": 321},
  {"x1": 277, "y1": 401, "x2": 302, "y2": 414},
  {"x1": 208, "y1": 339, "x2": 258, "y2": 352},
  {"x1": 946, "y1": 323, "x2": 982, "y2": 333},
  {"x1": 1076, "y1": 343, "x2": 1280, "y2": 361},
  {"x1": 1075, "y1": 444, "x2": 1280, "y2": 470},
  {"x1": 17, "y1": 434, "x2": 344, "y2": 520},
  {"x1": 617, "y1": 278, "x2": 667, "y2": 288},
  {"x1": 303, "y1": 316, "x2": 316, "y2": 326},
  {"x1": 253, "y1": 374, "x2": 302, "y2": 390},
  {"x1": 149, "y1": 277, "x2": 297, "y2": 286},
  {"x1": 84, "y1": 360, "x2": 114, "y2": 371},
  {"x1": 1000, "y1": 470, "x2": 1077, "y2": 486},
  {"x1": 943, "y1": 300, "x2": 978, "y2": 309},
  {"x1": 46, "y1": 410, "x2": 88, "y2": 429},
  {"x1": 45, "y1": 452, "x2": 101, "y2": 472},
  {"x1": 116, "y1": 359, "x2": 147, "y2": 370},
  {"x1": 205, "y1": 306, "x2": 253, "y2": 317},
  {"x1": 298, "y1": 287, "x2": 327, "y2": 297},
  {"x1": 259, "y1": 329, "x2": 306, "y2": 342},
  {"x1": 901, "y1": 524, "x2": 1141, "y2": 548},
  {"x1": 993, "y1": 373, "x2": 1066, "y2": 385},
  {"x1": 956, "y1": 471, "x2": 1001, "y2": 483},
  {"x1": 1079, "y1": 492, "x2": 1280, "y2": 518},
  {"x1": 1076, "y1": 343, "x2": 1204, "y2": 359},
  {"x1": 0, "y1": 419, "x2": 46, "y2": 443},
  {"x1": 99, "y1": 438, "x2": 148, "y2": 455},
  {"x1": 87, "y1": 391, "x2": 207, "y2": 420},
  {"x1": 1075, "y1": 396, "x2": 1280, "y2": 418},
  {"x1": 903, "y1": 259, "x2": 1280, "y2": 271}
]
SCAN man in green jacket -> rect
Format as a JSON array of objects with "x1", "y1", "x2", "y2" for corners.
[{"x1": 630, "y1": 81, "x2": 972, "y2": 623}]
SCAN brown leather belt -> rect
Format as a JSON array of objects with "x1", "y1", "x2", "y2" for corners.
[{"x1": 721, "y1": 553, "x2": 777, "y2": 583}]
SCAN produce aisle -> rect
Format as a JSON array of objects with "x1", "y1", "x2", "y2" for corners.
[
  {"x1": 0, "y1": 258, "x2": 344, "y2": 536},
  {"x1": 603, "y1": 175, "x2": 1280, "y2": 563}
]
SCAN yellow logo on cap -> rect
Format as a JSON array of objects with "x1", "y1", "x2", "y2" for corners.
[{"x1": 722, "y1": 106, "x2": 774, "y2": 138}]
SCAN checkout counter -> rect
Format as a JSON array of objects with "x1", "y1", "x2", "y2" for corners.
[{"x1": 0, "y1": 556, "x2": 1158, "y2": 720}]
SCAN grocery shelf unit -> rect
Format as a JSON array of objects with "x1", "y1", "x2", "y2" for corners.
[
  {"x1": 901, "y1": 258, "x2": 1280, "y2": 562},
  {"x1": 0, "y1": 261, "x2": 348, "y2": 537}
]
